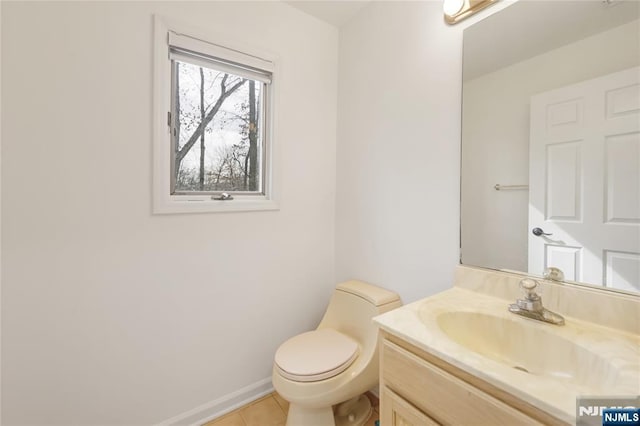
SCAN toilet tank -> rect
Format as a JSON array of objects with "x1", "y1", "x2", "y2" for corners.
[{"x1": 317, "y1": 280, "x2": 401, "y2": 350}]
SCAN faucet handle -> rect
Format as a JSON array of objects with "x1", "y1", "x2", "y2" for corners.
[
  {"x1": 519, "y1": 278, "x2": 540, "y2": 300},
  {"x1": 543, "y1": 267, "x2": 565, "y2": 282}
]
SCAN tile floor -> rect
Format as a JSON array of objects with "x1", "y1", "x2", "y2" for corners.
[{"x1": 203, "y1": 392, "x2": 379, "y2": 426}]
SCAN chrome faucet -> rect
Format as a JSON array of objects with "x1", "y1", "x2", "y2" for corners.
[{"x1": 508, "y1": 279, "x2": 565, "y2": 325}]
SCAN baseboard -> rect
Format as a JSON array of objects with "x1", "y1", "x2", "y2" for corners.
[{"x1": 156, "y1": 377, "x2": 274, "y2": 426}]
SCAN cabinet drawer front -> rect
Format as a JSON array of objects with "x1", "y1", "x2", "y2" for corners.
[{"x1": 382, "y1": 340, "x2": 541, "y2": 426}]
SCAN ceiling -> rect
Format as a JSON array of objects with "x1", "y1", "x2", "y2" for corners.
[{"x1": 284, "y1": 1, "x2": 372, "y2": 27}]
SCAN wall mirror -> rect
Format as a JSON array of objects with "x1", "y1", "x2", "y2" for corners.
[{"x1": 461, "y1": 0, "x2": 640, "y2": 294}]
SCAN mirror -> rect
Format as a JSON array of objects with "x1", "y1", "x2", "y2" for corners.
[{"x1": 461, "y1": 0, "x2": 640, "y2": 294}]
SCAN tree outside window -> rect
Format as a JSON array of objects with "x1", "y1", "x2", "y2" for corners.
[{"x1": 172, "y1": 59, "x2": 264, "y2": 194}]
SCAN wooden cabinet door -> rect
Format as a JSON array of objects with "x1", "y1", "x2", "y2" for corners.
[{"x1": 381, "y1": 386, "x2": 439, "y2": 426}]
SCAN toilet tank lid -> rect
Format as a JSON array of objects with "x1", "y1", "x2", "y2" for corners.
[{"x1": 336, "y1": 280, "x2": 400, "y2": 306}]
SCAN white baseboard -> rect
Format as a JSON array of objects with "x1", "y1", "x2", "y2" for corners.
[{"x1": 156, "y1": 377, "x2": 274, "y2": 426}]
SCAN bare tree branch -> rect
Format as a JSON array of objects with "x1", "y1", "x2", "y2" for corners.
[{"x1": 175, "y1": 75, "x2": 247, "y2": 168}]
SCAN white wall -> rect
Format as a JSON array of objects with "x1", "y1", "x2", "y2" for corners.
[
  {"x1": 1, "y1": 2, "x2": 337, "y2": 424},
  {"x1": 461, "y1": 19, "x2": 640, "y2": 272},
  {"x1": 0, "y1": 1, "x2": 3, "y2": 422},
  {"x1": 336, "y1": 1, "x2": 475, "y2": 303}
]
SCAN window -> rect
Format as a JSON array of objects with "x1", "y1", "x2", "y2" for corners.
[{"x1": 153, "y1": 17, "x2": 278, "y2": 214}]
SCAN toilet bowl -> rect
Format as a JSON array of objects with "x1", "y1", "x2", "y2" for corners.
[{"x1": 272, "y1": 280, "x2": 402, "y2": 426}]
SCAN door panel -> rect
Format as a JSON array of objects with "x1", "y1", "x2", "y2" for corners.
[
  {"x1": 605, "y1": 132, "x2": 640, "y2": 223},
  {"x1": 605, "y1": 251, "x2": 640, "y2": 292},
  {"x1": 606, "y1": 83, "x2": 640, "y2": 119},
  {"x1": 545, "y1": 245, "x2": 581, "y2": 282},
  {"x1": 546, "y1": 98, "x2": 584, "y2": 140},
  {"x1": 546, "y1": 141, "x2": 582, "y2": 221}
]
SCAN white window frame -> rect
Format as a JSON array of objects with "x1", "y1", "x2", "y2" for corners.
[{"x1": 153, "y1": 16, "x2": 279, "y2": 214}]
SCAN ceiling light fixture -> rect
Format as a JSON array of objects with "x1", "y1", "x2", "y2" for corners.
[{"x1": 444, "y1": 0, "x2": 500, "y2": 25}]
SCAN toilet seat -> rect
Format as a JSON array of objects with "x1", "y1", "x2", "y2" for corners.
[{"x1": 274, "y1": 328, "x2": 359, "y2": 382}]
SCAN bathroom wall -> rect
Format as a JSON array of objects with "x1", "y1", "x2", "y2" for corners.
[
  {"x1": 461, "y1": 19, "x2": 640, "y2": 272},
  {"x1": 1, "y1": 2, "x2": 337, "y2": 424},
  {"x1": 0, "y1": 2, "x2": 3, "y2": 423},
  {"x1": 335, "y1": 1, "x2": 504, "y2": 303}
]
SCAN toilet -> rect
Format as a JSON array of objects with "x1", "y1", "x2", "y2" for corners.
[{"x1": 272, "y1": 280, "x2": 402, "y2": 426}]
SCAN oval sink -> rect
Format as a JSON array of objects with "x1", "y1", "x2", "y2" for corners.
[{"x1": 435, "y1": 311, "x2": 622, "y2": 392}]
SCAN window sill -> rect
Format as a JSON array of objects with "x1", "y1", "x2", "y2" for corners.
[{"x1": 153, "y1": 196, "x2": 279, "y2": 215}]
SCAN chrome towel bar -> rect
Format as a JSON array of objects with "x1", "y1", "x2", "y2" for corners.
[{"x1": 494, "y1": 184, "x2": 529, "y2": 191}]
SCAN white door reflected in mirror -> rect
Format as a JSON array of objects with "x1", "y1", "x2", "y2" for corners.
[{"x1": 528, "y1": 67, "x2": 640, "y2": 293}]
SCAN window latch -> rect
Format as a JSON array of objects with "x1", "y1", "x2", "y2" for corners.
[{"x1": 212, "y1": 193, "x2": 234, "y2": 201}]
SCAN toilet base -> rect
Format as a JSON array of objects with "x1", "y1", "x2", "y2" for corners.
[
  {"x1": 285, "y1": 394, "x2": 372, "y2": 426},
  {"x1": 285, "y1": 404, "x2": 334, "y2": 426},
  {"x1": 335, "y1": 395, "x2": 373, "y2": 426}
]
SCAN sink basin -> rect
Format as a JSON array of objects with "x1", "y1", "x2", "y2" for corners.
[{"x1": 435, "y1": 311, "x2": 622, "y2": 392}]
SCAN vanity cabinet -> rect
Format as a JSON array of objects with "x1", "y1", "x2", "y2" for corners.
[{"x1": 379, "y1": 332, "x2": 566, "y2": 426}]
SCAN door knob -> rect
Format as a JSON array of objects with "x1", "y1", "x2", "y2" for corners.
[{"x1": 532, "y1": 227, "x2": 552, "y2": 237}]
